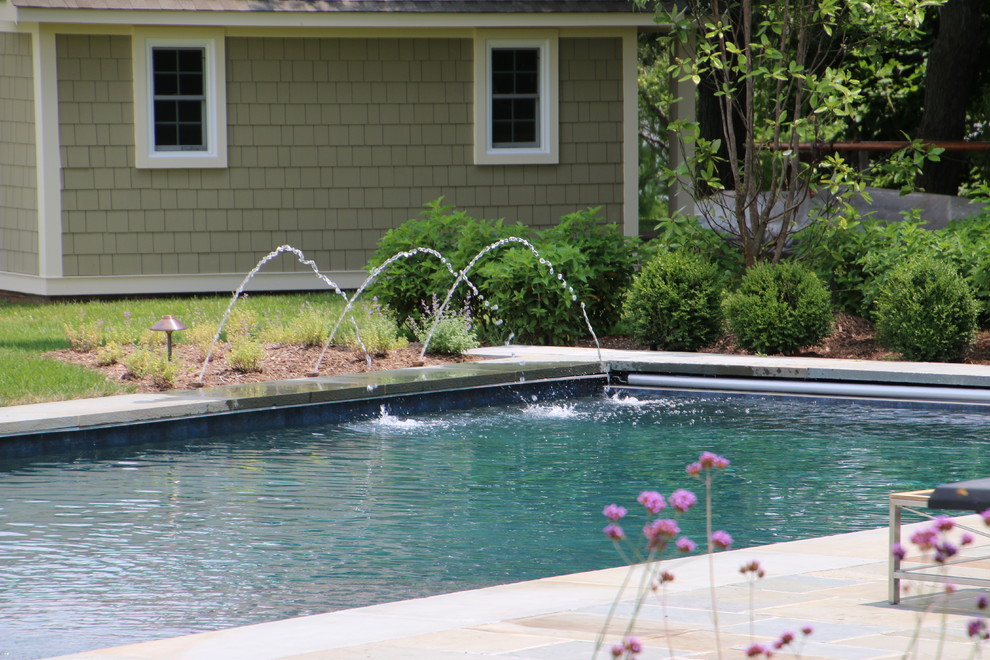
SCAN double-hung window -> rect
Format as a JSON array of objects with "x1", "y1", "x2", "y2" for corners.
[
  {"x1": 474, "y1": 34, "x2": 558, "y2": 165},
  {"x1": 133, "y1": 29, "x2": 227, "y2": 169},
  {"x1": 151, "y1": 47, "x2": 206, "y2": 151}
]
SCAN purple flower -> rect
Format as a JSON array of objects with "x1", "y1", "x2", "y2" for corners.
[
  {"x1": 744, "y1": 642, "x2": 771, "y2": 657},
  {"x1": 676, "y1": 536, "x2": 697, "y2": 553},
  {"x1": 982, "y1": 508, "x2": 990, "y2": 526},
  {"x1": 623, "y1": 636, "x2": 642, "y2": 654},
  {"x1": 891, "y1": 543, "x2": 906, "y2": 561},
  {"x1": 686, "y1": 461, "x2": 702, "y2": 477},
  {"x1": 933, "y1": 515, "x2": 955, "y2": 532},
  {"x1": 602, "y1": 503, "x2": 627, "y2": 521},
  {"x1": 669, "y1": 488, "x2": 698, "y2": 513},
  {"x1": 935, "y1": 542, "x2": 959, "y2": 564},
  {"x1": 637, "y1": 490, "x2": 666, "y2": 514},
  {"x1": 699, "y1": 451, "x2": 730, "y2": 470},
  {"x1": 711, "y1": 529, "x2": 733, "y2": 550},
  {"x1": 978, "y1": 595, "x2": 988, "y2": 610},
  {"x1": 644, "y1": 518, "x2": 680, "y2": 541},
  {"x1": 773, "y1": 631, "x2": 795, "y2": 649},
  {"x1": 603, "y1": 524, "x2": 625, "y2": 541},
  {"x1": 968, "y1": 618, "x2": 988, "y2": 640},
  {"x1": 801, "y1": 625, "x2": 814, "y2": 636},
  {"x1": 610, "y1": 643, "x2": 624, "y2": 658},
  {"x1": 910, "y1": 527, "x2": 938, "y2": 551},
  {"x1": 962, "y1": 533, "x2": 975, "y2": 546}
]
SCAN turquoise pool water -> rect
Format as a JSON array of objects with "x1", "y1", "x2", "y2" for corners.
[{"x1": 3, "y1": 390, "x2": 990, "y2": 658}]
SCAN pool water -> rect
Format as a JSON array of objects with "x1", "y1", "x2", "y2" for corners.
[{"x1": 3, "y1": 390, "x2": 990, "y2": 658}]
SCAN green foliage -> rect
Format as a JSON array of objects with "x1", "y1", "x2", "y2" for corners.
[
  {"x1": 799, "y1": 213, "x2": 990, "y2": 323},
  {"x1": 259, "y1": 300, "x2": 332, "y2": 347},
  {"x1": 228, "y1": 340, "x2": 266, "y2": 373},
  {"x1": 120, "y1": 347, "x2": 177, "y2": 388},
  {"x1": 368, "y1": 198, "x2": 527, "y2": 322},
  {"x1": 336, "y1": 302, "x2": 408, "y2": 355},
  {"x1": 406, "y1": 296, "x2": 479, "y2": 356},
  {"x1": 63, "y1": 320, "x2": 104, "y2": 352},
  {"x1": 367, "y1": 200, "x2": 639, "y2": 344},
  {"x1": 621, "y1": 251, "x2": 724, "y2": 351},
  {"x1": 640, "y1": 0, "x2": 947, "y2": 266},
  {"x1": 95, "y1": 342, "x2": 124, "y2": 366},
  {"x1": 541, "y1": 207, "x2": 639, "y2": 332},
  {"x1": 874, "y1": 256, "x2": 977, "y2": 362},
  {"x1": 650, "y1": 215, "x2": 744, "y2": 282},
  {"x1": 475, "y1": 242, "x2": 590, "y2": 346},
  {"x1": 723, "y1": 262, "x2": 833, "y2": 355}
]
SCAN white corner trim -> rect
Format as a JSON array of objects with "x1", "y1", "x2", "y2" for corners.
[
  {"x1": 132, "y1": 27, "x2": 227, "y2": 169},
  {"x1": 30, "y1": 24, "x2": 63, "y2": 278},
  {"x1": 473, "y1": 30, "x2": 559, "y2": 166}
]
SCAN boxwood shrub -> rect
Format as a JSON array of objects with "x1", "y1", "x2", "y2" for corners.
[
  {"x1": 874, "y1": 255, "x2": 978, "y2": 362},
  {"x1": 620, "y1": 251, "x2": 723, "y2": 351},
  {"x1": 723, "y1": 262, "x2": 833, "y2": 355}
]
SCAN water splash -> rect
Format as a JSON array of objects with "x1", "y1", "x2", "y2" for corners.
[
  {"x1": 417, "y1": 236, "x2": 602, "y2": 363},
  {"x1": 197, "y1": 245, "x2": 355, "y2": 384},
  {"x1": 310, "y1": 247, "x2": 491, "y2": 374}
]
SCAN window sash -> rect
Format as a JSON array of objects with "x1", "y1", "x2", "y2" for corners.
[
  {"x1": 490, "y1": 47, "x2": 541, "y2": 148},
  {"x1": 151, "y1": 47, "x2": 207, "y2": 152}
]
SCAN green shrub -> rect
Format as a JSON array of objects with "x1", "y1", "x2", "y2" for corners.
[
  {"x1": 406, "y1": 296, "x2": 479, "y2": 355},
  {"x1": 723, "y1": 262, "x2": 833, "y2": 355},
  {"x1": 874, "y1": 256, "x2": 978, "y2": 362},
  {"x1": 95, "y1": 342, "x2": 124, "y2": 366},
  {"x1": 228, "y1": 340, "x2": 265, "y2": 373},
  {"x1": 121, "y1": 348, "x2": 176, "y2": 387},
  {"x1": 541, "y1": 207, "x2": 639, "y2": 332},
  {"x1": 368, "y1": 199, "x2": 527, "y2": 322},
  {"x1": 621, "y1": 251, "x2": 723, "y2": 351},
  {"x1": 650, "y1": 214, "x2": 744, "y2": 282},
  {"x1": 259, "y1": 301, "x2": 331, "y2": 347}
]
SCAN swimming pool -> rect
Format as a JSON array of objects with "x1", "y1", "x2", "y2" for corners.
[{"x1": 3, "y1": 388, "x2": 990, "y2": 658}]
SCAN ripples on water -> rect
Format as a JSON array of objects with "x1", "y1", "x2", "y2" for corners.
[{"x1": 3, "y1": 392, "x2": 990, "y2": 658}]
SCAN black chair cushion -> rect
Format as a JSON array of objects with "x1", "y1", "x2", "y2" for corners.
[{"x1": 928, "y1": 478, "x2": 990, "y2": 512}]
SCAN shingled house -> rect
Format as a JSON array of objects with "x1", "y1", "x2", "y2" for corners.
[{"x1": 0, "y1": 0, "x2": 659, "y2": 296}]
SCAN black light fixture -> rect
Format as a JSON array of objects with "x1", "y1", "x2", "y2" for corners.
[{"x1": 150, "y1": 315, "x2": 187, "y2": 361}]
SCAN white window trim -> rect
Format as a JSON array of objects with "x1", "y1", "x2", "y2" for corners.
[
  {"x1": 474, "y1": 32, "x2": 558, "y2": 166},
  {"x1": 132, "y1": 28, "x2": 227, "y2": 169}
]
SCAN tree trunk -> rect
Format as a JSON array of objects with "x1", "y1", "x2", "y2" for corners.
[{"x1": 916, "y1": 0, "x2": 984, "y2": 195}]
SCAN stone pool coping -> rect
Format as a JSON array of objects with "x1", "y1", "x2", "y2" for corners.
[
  {"x1": 6, "y1": 346, "x2": 990, "y2": 439},
  {"x1": 50, "y1": 516, "x2": 990, "y2": 660},
  {"x1": 7, "y1": 348, "x2": 990, "y2": 659}
]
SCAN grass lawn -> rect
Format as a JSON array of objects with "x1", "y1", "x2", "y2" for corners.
[{"x1": 0, "y1": 293, "x2": 352, "y2": 407}]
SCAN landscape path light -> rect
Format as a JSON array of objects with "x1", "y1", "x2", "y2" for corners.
[{"x1": 150, "y1": 315, "x2": 187, "y2": 362}]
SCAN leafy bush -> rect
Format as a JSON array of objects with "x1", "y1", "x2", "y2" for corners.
[
  {"x1": 121, "y1": 348, "x2": 176, "y2": 388},
  {"x1": 541, "y1": 207, "x2": 640, "y2": 332},
  {"x1": 259, "y1": 301, "x2": 332, "y2": 347},
  {"x1": 621, "y1": 251, "x2": 724, "y2": 351},
  {"x1": 475, "y1": 242, "x2": 591, "y2": 345},
  {"x1": 723, "y1": 262, "x2": 833, "y2": 355},
  {"x1": 228, "y1": 340, "x2": 265, "y2": 373},
  {"x1": 650, "y1": 214, "x2": 744, "y2": 282},
  {"x1": 406, "y1": 296, "x2": 479, "y2": 355},
  {"x1": 368, "y1": 198, "x2": 527, "y2": 322},
  {"x1": 95, "y1": 342, "x2": 124, "y2": 366},
  {"x1": 874, "y1": 256, "x2": 978, "y2": 362}
]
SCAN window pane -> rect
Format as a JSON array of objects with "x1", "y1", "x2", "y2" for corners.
[
  {"x1": 155, "y1": 123, "x2": 178, "y2": 147},
  {"x1": 513, "y1": 98, "x2": 536, "y2": 121},
  {"x1": 176, "y1": 100, "x2": 201, "y2": 123},
  {"x1": 178, "y1": 72, "x2": 203, "y2": 96},
  {"x1": 154, "y1": 99, "x2": 177, "y2": 122},
  {"x1": 179, "y1": 124, "x2": 203, "y2": 147}
]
